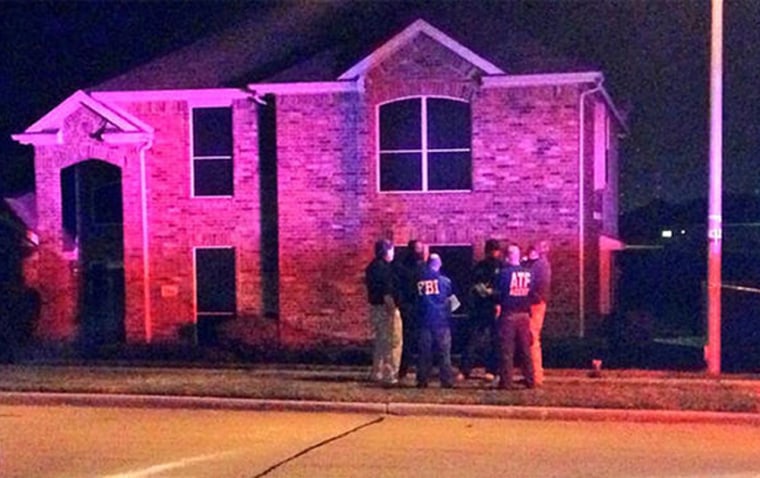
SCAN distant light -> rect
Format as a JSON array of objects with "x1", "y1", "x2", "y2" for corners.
[
  {"x1": 662, "y1": 230, "x2": 673, "y2": 238},
  {"x1": 681, "y1": 229, "x2": 687, "y2": 235}
]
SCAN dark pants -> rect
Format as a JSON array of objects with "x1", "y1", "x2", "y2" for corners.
[
  {"x1": 460, "y1": 314, "x2": 498, "y2": 376},
  {"x1": 497, "y1": 313, "x2": 534, "y2": 388},
  {"x1": 398, "y1": 303, "x2": 417, "y2": 378},
  {"x1": 417, "y1": 326, "x2": 454, "y2": 387}
]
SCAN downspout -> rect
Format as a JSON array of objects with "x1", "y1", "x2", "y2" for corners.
[
  {"x1": 578, "y1": 79, "x2": 603, "y2": 338},
  {"x1": 139, "y1": 138, "x2": 154, "y2": 343}
]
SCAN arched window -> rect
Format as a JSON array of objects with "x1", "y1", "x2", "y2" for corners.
[{"x1": 378, "y1": 97, "x2": 471, "y2": 192}]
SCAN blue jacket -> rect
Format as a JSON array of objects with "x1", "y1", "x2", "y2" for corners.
[
  {"x1": 416, "y1": 267, "x2": 453, "y2": 329},
  {"x1": 497, "y1": 264, "x2": 534, "y2": 316}
]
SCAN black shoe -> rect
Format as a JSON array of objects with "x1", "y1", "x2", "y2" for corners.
[
  {"x1": 416, "y1": 382, "x2": 428, "y2": 389},
  {"x1": 441, "y1": 382, "x2": 454, "y2": 389}
]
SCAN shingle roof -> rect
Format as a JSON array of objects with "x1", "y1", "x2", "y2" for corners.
[{"x1": 93, "y1": 2, "x2": 594, "y2": 91}]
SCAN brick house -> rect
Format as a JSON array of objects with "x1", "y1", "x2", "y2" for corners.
[{"x1": 13, "y1": 16, "x2": 625, "y2": 348}]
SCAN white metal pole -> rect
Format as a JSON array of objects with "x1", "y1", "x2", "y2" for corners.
[{"x1": 706, "y1": 0, "x2": 723, "y2": 375}]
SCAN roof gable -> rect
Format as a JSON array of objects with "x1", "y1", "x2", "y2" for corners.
[
  {"x1": 13, "y1": 90, "x2": 153, "y2": 146},
  {"x1": 338, "y1": 19, "x2": 504, "y2": 80}
]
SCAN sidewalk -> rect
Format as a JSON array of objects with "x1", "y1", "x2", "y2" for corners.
[{"x1": 1, "y1": 364, "x2": 758, "y2": 423}]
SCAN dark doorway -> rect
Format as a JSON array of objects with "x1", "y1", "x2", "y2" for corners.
[
  {"x1": 61, "y1": 160, "x2": 125, "y2": 350},
  {"x1": 428, "y1": 245, "x2": 474, "y2": 313}
]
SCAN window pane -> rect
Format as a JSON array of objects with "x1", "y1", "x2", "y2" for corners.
[
  {"x1": 380, "y1": 152, "x2": 422, "y2": 191},
  {"x1": 379, "y1": 99, "x2": 421, "y2": 150},
  {"x1": 194, "y1": 158, "x2": 233, "y2": 196},
  {"x1": 196, "y1": 248, "x2": 236, "y2": 313},
  {"x1": 427, "y1": 99, "x2": 471, "y2": 149},
  {"x1": 193, "y1": 107, "x2": 232, "y2": 157},
  {"x1": 428, "y1": 151, "x2": 471, "y2": 191}
]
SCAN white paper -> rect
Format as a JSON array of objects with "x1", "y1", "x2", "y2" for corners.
[{"x1": 449, "y1": 294, "x2": 461, "y2": 312}]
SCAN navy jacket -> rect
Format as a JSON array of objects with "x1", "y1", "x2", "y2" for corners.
[
  {"x1": 416, "y1": 267, "x2": 453, "y2": 329},
  {"x1": 497, "y1": 264, "x2": 535, "y2": 316}
]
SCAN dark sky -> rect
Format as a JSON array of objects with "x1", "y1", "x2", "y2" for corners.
[{"x1": 1, "y1": 1, "x2": 758, "y2": 212}]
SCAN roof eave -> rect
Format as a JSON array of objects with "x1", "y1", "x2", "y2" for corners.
[
  {"x1": 11, "y1": 131, "x2": 63, "y2": 146},
  {"x1": 12, "y1": 90, "x2": 155, "y2": 146},
  {"x1": 482, "y1": 72, "x2": 629, "y2": 134},
  {"x1": 338, "y1": 18, "x2": 504, "y2": 81}
]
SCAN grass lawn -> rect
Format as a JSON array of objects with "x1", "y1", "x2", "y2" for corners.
[{"x1": 1, "y1": 365, "x2": 758, "y2": 413}]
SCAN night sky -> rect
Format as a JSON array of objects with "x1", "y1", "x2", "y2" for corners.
[{"x1": 1, "y1": 1, "x2": 758, "y2": 213}]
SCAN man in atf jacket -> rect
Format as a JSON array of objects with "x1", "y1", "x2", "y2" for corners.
[
  {"x1": 496, "y1": 243, "x2": 536, "y2": 389},
  {"x1": 415, "y1": 253, "x2": 455, "y2": 388}
]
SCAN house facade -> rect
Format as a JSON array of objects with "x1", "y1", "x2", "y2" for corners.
[{"x1": 13, "y1": 18, "x2": 624, "y2": 348}]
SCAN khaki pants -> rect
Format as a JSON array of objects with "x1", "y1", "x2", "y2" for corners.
[
  {"x1": 529, "y1": 301, "x2": 547, "y2": 385},
  {"x1": 370, "y1": 305, "x2": 402, "y2": 383}
]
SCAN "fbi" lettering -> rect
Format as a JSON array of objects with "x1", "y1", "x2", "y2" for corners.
[{"x1": 417, "y1": 279, "x2": 440, "y2": 296}]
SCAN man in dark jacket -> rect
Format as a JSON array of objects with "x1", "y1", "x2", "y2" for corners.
[
  {"x1": 365, "y1": 239, "x2": 402, "y2": 387},
  {"x1": 397, "y1": 239, "x2": 425, "y2": 380},
  {"x1": 496, "y1": 243, "x2": 536, "y2": 389},
  {"x1": 415, "y1": 253, "x2": 455, "y2": 388},
  {"x1": 459, "y1": 239, "x2": 501, "y2": 381}
]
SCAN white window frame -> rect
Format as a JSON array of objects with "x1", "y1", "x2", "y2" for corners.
[
  {"x1": 376, "y1": 95, "x2": 472, "y2": 194},
  {"x1": 190, "y1": 103, "x2": 234, "y2": 198}
]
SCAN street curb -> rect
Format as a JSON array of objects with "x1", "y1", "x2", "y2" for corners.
[
  {"x1": 0, "y1": 392, "x2": 386, "y2": 415},
  {"x1": 2, "y1": 392, "x2": 760, "y2": 425},
  {"x1": 387, "y1": 402, "x2": 760, "y2": 425}
]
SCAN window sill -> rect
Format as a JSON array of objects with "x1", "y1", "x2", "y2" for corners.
[{"x1": 377, "y1": 189, "x2": 472, "y2": 195}]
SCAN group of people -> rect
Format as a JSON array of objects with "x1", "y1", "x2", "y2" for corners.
[{"x1": 365, "y1": 238, "x2": 551, "y2": 390}]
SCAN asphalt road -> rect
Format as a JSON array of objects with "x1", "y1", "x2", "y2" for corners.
[{"x1": 2, "y1": 405, "x2": 760, "y2": 478}]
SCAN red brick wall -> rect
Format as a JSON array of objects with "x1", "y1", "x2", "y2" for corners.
[
  {"x1": 31, "y1": 99, "x2": 265, "y2": 345},
  {"x1": 276, "y1": 34, "x2": 596, "y2": 344},
  {"x1": 276, "y1": 91, "x2": 369, "y2": 344},
  {"x1": 119, "y1": 99, "x2": 263, "y2": 343}
]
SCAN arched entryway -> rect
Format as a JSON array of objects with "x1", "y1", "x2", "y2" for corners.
[{"x1": 60, "y1": 160, "x2": 125, "y2": 349}]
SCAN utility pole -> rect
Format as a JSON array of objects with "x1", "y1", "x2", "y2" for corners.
[{"x1": 706, "y1": 0, "x2": 723, "y2": 375}]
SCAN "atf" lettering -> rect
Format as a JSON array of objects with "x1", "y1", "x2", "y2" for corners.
[
  {"x1": 417, "y1": 279, "x2": 440, "y2": 296},
  {"x1": 509, "y1": 271, "x2": 531, "y2": 297}
]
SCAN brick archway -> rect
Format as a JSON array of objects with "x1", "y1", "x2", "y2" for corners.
[{"x1": 60, "y1": 159, "x2": 126, "y2": 349}]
